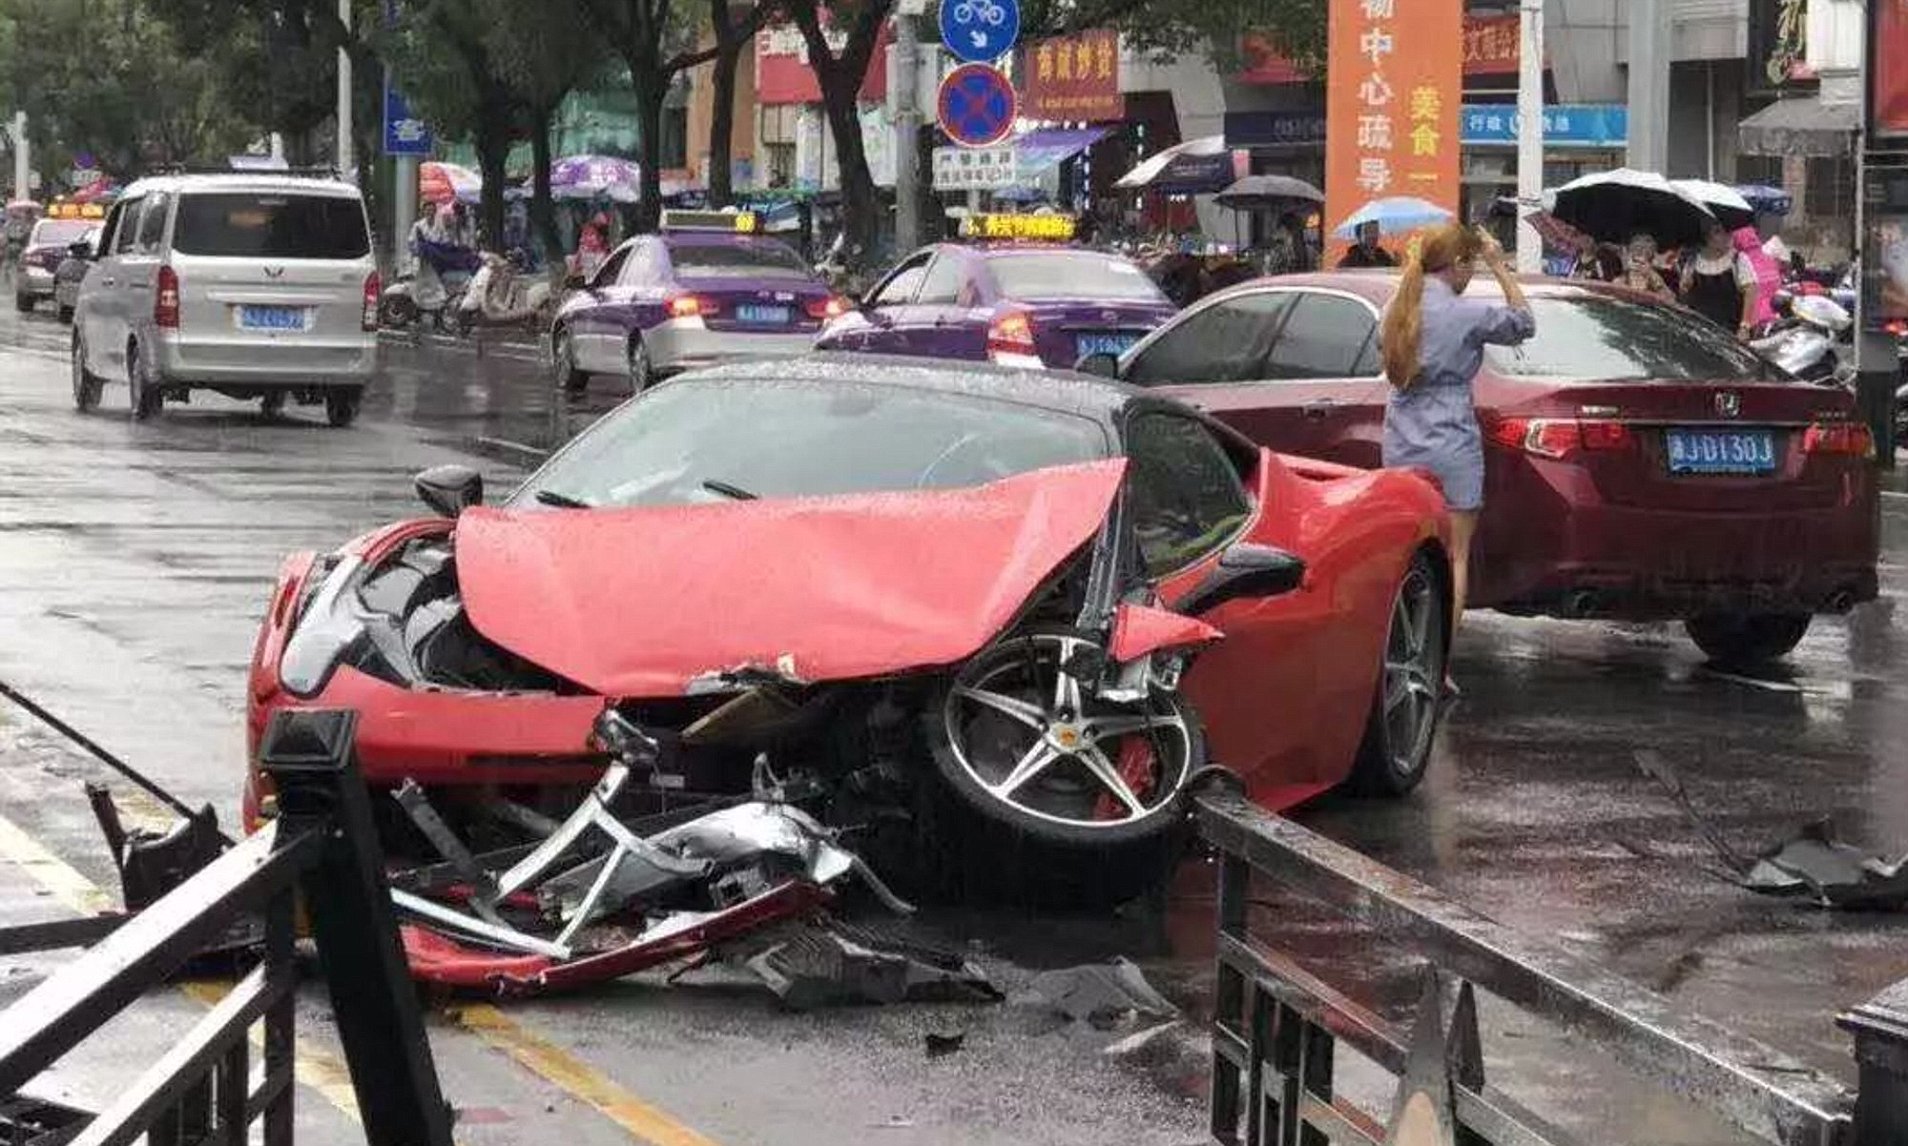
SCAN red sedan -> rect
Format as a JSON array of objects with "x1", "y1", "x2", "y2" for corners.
[
  {"x1": 1083, "y1": 275, "x2": 1879, "y2": 665},
  {"x1": 244, "y1": 356, "x2": 1448, "y2": 899}
]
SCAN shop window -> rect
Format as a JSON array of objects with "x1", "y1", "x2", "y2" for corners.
[
  {"x1": 1805, "y1": 157, "x2": 1854, "y2": 218},
  {"x1": 1738, "y1": 156, "x2": 1782, "y2": 187}
]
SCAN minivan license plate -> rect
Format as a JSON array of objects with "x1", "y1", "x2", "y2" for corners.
[
  {"x1": 1076, "y1": 333, "x2": 1139, "y2": 359},
  {"x1": 735, "y1": 304, "x2": 789, "y2": 325},
  {"x1": 238, "y1": 305, "x2": 305, "y2": 332},
  {"x1": 1665, "y1": 427, "x2": 1777, "y2": 475}
]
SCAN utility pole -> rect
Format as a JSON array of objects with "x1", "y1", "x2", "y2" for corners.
[
  {"x1": 10, "y1": 112, "x2": 27, "y2": 202},
  {"x1": 337, "y1": 0, "x2": 355, "y2": 174},
  {"x1": 892, "y1": 5, "x2": 922, "y2": 251},
  {"x1": 1625, "y1": 0, "x2": 1669, "y2": 171},
  {"x1": 1514, "y1": 0, "x2": 1544, "y2": 273}
]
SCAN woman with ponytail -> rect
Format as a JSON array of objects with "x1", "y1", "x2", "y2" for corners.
[{"x1": 1378, "y1": 224, "x2": 1534, "y2": 695}]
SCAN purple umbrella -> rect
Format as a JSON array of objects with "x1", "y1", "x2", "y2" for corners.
[{"x1": 551, "y1": 154, "x2": 641, "y2": 203}]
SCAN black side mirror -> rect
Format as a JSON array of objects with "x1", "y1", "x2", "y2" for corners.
[
  {"x1": 1076, "y1": 352, "x2": 1120, "y2": 379},
  {"x1": 563, "y1": 271, "x2": 586, "y2": 290},
  {"x1": 67, "y1": 240, "x2": 92, "y2": 259},
  {"x1": 1173, "y1": 543, "x2": 1306, "y2": 615},
  {"x1": 415, "y1": 464, "x2": 483, "y2": 517}
]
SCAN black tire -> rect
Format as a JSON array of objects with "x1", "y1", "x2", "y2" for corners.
[
  {"x1": 920, "y1": 625, "x2": 1203, "y2": 904},
  {"x1": 627, "y1": 335, "x2": 654, "y2": 393},
  {"x1": 56, "y1": 304, "x2": 73, "y2": 324},
  {"x1": 1350, "y1": 550, "x2": 1448, "y2": 797},
  {"x1": 380, "y1": 293, "x2": 417, "y2": 329},
  {"x1": 14, "y1": 292, "x2": 33, "y2": 313},
  {"x1": 260, "y1": 391, "x2": 288, "y2": 419},
  {"x1": 128, "y1": 346, "x2": 162, "y2": 421},
  {"x1": 553, "y1": 324, "x2": 589, "y2": 394},
  {"x1": 324, "y1": 387, "x2": 363, "y2": 428},
  {"x1": 1685, "y1": 612, "x2": 1812, "y2": 667},
  {"x1": 70, "y1": 332, "x2": 102, "y2": 413}
]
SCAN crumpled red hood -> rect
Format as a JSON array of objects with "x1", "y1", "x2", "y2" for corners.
[{"x1": 455, "y1": 460, "x2": 1126, "y2": 696}]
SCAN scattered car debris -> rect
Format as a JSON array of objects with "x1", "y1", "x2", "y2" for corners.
[
  {"x1": 1019, "y1": 957, "x2": 1178, "y2": 1027},
  {"x1": 746, "y1": 920, "x2": 998, "y2": 1008},
  {"x1": 1636, "y1": 750, "x2": 1908, "y2": 909}
]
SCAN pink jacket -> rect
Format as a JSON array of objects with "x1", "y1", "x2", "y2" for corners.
[{"x1": 1733, "y1": 227, "x2": 1781, "y2": 326}]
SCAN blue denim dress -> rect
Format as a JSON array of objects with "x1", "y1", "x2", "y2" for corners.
[{"x1": 1381, "y1": 278, "x2": 1535, "y2": 511}]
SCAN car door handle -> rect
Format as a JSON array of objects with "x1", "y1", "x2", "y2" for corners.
[{"x1": 1302, "y1": 399, "x2": 1338, "y2": 419}]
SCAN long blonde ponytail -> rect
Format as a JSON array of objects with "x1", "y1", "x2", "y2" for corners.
[{"x1": 1378, "y1": 223, "x2": 1483, "y2": 390}]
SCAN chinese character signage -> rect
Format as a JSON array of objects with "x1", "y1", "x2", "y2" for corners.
[
  {"x1": 1747, "y1": 0, "x2": 1815, "y2": 95},
  {"x1": 382, "y1": 77, "x2": 432, "y2": 156},
  {"x1": 756, "y1": 18, "x2": 891, "y2": 105},
  {"x1": 1324, "y1": 0, "x2": 1460, "y2": 256},
  {"x1": 1242, "y1": 15, "x2": 1532, "y2": 85},
  {"x1": 1458, "y1": 104, "x2": 1627, "y2": 148},
  {"x1": 1021, "y1": 30, "x2": 1120, "y2": 121},
  {"x1": 1871, "y1": 0, "x2": 1908, "y2": 137},
  {"x1": 932, "y1": 145, "x2": 1019, "y2": 191}
]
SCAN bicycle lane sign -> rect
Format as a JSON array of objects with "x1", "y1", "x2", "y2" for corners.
[
  {"x1": 937, "y1": 64, "x2": 1018, "y2": 148},
  {"x1": 940, "y1": 0, "x2": 1019, "y2": 63}
]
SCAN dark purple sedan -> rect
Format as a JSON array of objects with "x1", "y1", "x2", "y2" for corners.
[
  {"x1": 815, "y1": 242, "x2": 1176, "y2": 369},
  {"x1": 551, "y1": 212, "x2": 842, "y2": 394}
]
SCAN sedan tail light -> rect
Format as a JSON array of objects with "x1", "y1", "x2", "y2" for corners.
[
  {"x1": 986, "y1": 309, "x2": 1042, "y2": 368},
  {"x1": 667, "y1": 294, "x2": 718, "y2": 319},
  {"x1": 805, "y1": 295, "x2": 849, "y2": 320},
  {"x1": 1802, "y1": 420, "x2": 1875, "y2": 459},
  {"x1": 1487, "y1": 417, "x2": 1636, "y2": 460},
  {"x1": 154, "y1": 265, "x2": 181, "y2": 329},
  {"x1": 362, "y1": 270, "x2": 381, "y2": 331}
]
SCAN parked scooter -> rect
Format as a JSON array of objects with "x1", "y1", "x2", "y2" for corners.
[
  {"x1": 452, "y1": 250, "x2": 557, "y2": 336},
  {"x1": 1752, "y1": 292, "x2": 1853, "y2": 386},
  {"x1": 383, "y1": 239, "x2": 481, "y2": 332}
]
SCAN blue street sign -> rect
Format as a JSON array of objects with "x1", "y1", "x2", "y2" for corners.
[
  {"x1": 383, "y1": 77, "x2": 433, "y2": 156},
  {"x1": 1458, "y1": 103, "x2": 1627, "y2": 149},
  {"x1": 937, "y1": 64, "x2": 1018, "y2": 148},
  {"x1": 940, "y1": 0, "x2": 1019, "y2": 64}
]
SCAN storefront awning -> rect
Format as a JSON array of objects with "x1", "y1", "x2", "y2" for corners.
[
  {"x1": 1738, "y1": 96, "x2": 1858, "y2": 157},
  {"x1": 1013, "y1": 127, "x2": 1111, "y2": 177}
]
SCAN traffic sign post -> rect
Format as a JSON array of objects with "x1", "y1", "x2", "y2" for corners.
[
  {"x1": 940, "y1": 0, "x2": 1019, "y2": 63},
  {"x1": 936, "y1": 64, "x2": 1018, "y2": 148}
]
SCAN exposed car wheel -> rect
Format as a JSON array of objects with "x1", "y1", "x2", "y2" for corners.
[
  {"x1": 259, "y1": 391, "x2": 287, "y2": 420},
  {"x1": 380, "y1": 292, "x2": 417, "y2": 329},
  {"x1": 1685, "y1": 612, "x2": 1812, "y2": 667},
  {"x1": 1350, "y1": 551, "x2": 1447, "y2": 797},
  {"x1": 627, "y1": 336, "x2": 654, "y2": 393},
  {"x1": 70, "y1": 332, "x2": 102, "y2": 413},
  {"x1": 56, "y1": 304, "x2": 73, "y2": 324},
  {"x1": 325, "y1": 387, "x2": 364, "y2": 428},
  {"x1": 128, "y1": 347, "x2": 162, "y2": 421},
  {"x1": 920, "y1": 625, "x2": 1203, "y2": 904},
  {"x1": 14, "y1": 292, "x2": 32, "y2": 313},
  {"x1": 553, "y1": 324, "x2": 589, "y2": 394}
]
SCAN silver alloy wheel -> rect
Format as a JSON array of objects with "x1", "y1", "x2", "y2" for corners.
[
  {"x1": 943, "y1": 632, "x2": 1193, "y2": 830},
  {"x1": 628, "y1": 337, "x2": 652, "y2": 392},
  {"x1": 1381, "y1": 566, "x2": 1441, "y2": 777}
]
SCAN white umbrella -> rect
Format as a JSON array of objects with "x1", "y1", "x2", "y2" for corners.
[
  {"x1": 1671, "y1": 179, "x2": 1755, "y2": 230},
  {"x1": 1115, "y1": 136, "x2": 1235, "y2": 192},
  {"x1": 1552, "y1": 168, "x2": 1716, "y2": 247}
]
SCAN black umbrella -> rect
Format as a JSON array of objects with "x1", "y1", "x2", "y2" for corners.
[
  {"x1": 1215, "y1": 175, "x2": 1325, "y2": 211},
  {"x1": 1552, "y1": 168, "x2": 1717, "y2": 248}
]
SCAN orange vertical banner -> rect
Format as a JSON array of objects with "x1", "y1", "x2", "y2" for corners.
[{"x1": 1323, "y1": 0, "x2": 1463, "y2": 263}]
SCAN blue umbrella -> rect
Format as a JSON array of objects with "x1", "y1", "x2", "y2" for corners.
[
  {"x1": 1735, "y1": 184, "x2": 1793, "y2": 216},
  {"x1": 1332, "y1": 196, "x2": 1453, "y2": 238}
]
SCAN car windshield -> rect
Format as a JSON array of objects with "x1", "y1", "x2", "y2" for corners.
[
  {"x1": 171, "y1": 192, "x2": 370, "y2": 259},
  {"x1": 29, "y1": 219, "x2": 92, "y2": 247},
  {"x1": 667, "y1": 240, "x2": 810, "y2": 279},
  {"x1": 1485, "y1": 295, "x2": 1772, "y2": 381},
  {"x1": 987, "y1": 253, "x2": 1167, "y2": 303},
  {"x1": 512, "y1": 379, "x2": 1109, "y2": 509}
]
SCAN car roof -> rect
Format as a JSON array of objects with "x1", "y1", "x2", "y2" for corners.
[
  {"x1": 117, "y1": 173, "x2": 362, "y2": 199},
  {"x1": 1216, "y1": 270, "x2": 1633, "y2": 306},
  {"x1": 676, "y1": 352, "x2": 1156, "y2": 427}
]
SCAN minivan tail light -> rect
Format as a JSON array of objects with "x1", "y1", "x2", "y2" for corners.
[
  {"x1": 1802, "y1": 420, "x2": 1875, "y2": 459},
  {"x1": 154, "y1": 265, "x2": 180, "y2": 329},
  {"x1": 986, "y1": 309, "x2": 1042, "y2": 367},
  {"x1": 362, "y1": 271, "x2": 381, "y2": 331},
  {"x1": 1487, "y1": 417, "x2": 1634, "y2": 460}
]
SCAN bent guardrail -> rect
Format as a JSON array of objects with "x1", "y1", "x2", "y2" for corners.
[
  {"x1": 0, "y1": 708, "x2": 453, "y2": 1146},
  {"x1": 1196, "y1": 790, "x2": 1908, "y2": 1146}
]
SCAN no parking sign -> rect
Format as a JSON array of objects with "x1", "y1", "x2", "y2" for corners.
[{"x1": 937, "y1": 64, "x2": 1018, "y2": 149}]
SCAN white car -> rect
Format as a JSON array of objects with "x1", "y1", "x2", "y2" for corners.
[{"x1": 70, "y1": 173, "x2": 379, "y2": 426}]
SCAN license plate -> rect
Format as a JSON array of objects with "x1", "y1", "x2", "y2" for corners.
[
  {"x1": 1664, "y1": 427, "x2": 1778, "y2": 475},
  {"x1": 1076, "y1": 333, "x2": 1139, "y2": 359},
  {"x1": 238, "y1": 305, "x2": 306, "y2": 332},
  {"x1": 735, "y1": 304, "x2": 789, "y2": 325}
]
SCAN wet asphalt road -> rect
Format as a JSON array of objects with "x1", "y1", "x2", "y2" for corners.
[{"x1": 2, "y1": 303, "x2": 1908, "y2": 1144}]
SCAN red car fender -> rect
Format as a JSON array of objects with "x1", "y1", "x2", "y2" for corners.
[{"x1": 1108, "y1": 603, "x2": 1223, "y2": 662}]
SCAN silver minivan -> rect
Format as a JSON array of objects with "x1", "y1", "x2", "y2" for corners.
[{"x1": 70, "y1": 173, "x2": 379, "y2": 426}]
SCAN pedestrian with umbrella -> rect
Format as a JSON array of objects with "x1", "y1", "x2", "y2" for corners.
[
  {"x1": 1679, "y1": 219, "x2": 1759, "y2": 338},
  {"x1": 1377, "y1": 224, "x2": 1534, "y2": 696},
  {"x1": 1340, "y1": 221, "x2": 1398, "y2": 268},
  {"x1": 1333, "y1": 196, "x2": 1453, "y2": 268}
]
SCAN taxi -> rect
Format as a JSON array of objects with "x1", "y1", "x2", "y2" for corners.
[
  {"x1": 15, "y1": 200, "x2": 102, "y2": 315},
  {"x1": 551, "y1": 209, "x2": 842, "y2": 394},
  {"x1": 815, "y1": 214, "x2": 1175, "y2": 369}
]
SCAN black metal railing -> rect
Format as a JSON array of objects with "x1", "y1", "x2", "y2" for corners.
[
  {"x1": 1197, "y1": 790, "x2": 1908, "y2": 1146},
  {"x1": 0, "y1": 709, "x2": 453, "y2": 1146}
]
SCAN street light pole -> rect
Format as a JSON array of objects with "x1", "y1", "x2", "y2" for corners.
[
  {"x1": 1625, "y1": 0, "x2": 1669, "y2": 171},
  {"x1": 1515, "y1": 0, "x2": 1544, "y2": 274},
  {"x1": 10, "y1": 112, "x2": 27, "y2": 202},
  {"x1": 337, "y1": 0, "x2": 355, "y2": 174},
  {"x1": 893, "y1": 7, "x2": 922, "y2": 251}
]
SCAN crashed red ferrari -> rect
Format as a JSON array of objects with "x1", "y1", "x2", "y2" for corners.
[{"x1": 244, "y1": 356, "x2": 1449, "y2": 987}]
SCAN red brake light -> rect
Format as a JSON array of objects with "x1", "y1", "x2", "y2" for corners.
[
  {"x1": 986, "y1": 309, "x2": 1038, "y2": 365},
  {"x1": 667, "y1": 294, "x2": 716, "y2": 319},
  {"x1": 1886, "y1": 320, "x2": 1908, "y2": 338},
  {"x1": 154, "y1": 265, "x2": 180, "y2": 329},
  {"x1": 1487, "y1": 417, "x2": 1633, "y2": 460},
  {"x1": 1802, "y1": 420, "x2": 1875, "y2": 459},
  {"x1": 806, "y1": 295, "x2": 848, "y2": 320},
  {"x1": 362, "y1": 271, "x2": 381, "y2": 331}
]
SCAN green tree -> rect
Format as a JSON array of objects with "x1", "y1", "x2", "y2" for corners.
[
  {"x1": 581, "y1": 0, "x2": 716, "y2": 230},
  {"x1": 782, "y1": 0, "x2": 888, "y2": 259},
  {"x1": 701, "y1": 0, "x2": 777, "y2": 207},
  {"x1": 1111, "y1": 0, "x2": 1325, "y2": 74}
]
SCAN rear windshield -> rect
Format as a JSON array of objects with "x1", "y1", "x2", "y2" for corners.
[
  {"x1": 1485, "y1": 295, "x2": 1770, "y2": 382},
  {"x1": 988, "y1": 253, "x2": 1167, "y2": 303},
  {"x1": 29, "y1": 219, "x2": 92, "y2": 248},
  {"x1": 667, "y1": 240, "x2": 810, "y2": 279},
  {"x1": 513, "y1": 378, "x2": 1109, "y2": 509},
  {"x1": 171, "y1": 193, "x2": 369, "y2": 259}
]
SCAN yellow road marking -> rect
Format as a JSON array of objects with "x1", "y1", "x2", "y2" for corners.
[{"x1": 453, "y1": 1004, "x2": 721, "y2": 1146}]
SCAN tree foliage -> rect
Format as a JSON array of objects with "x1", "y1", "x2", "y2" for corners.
[
  {"x1": 582, "y1": 0, "x2": 715, "y2": 229},
  {"x1": 1114, "y1": 0, "x2": 1325, "y2": 74}
]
